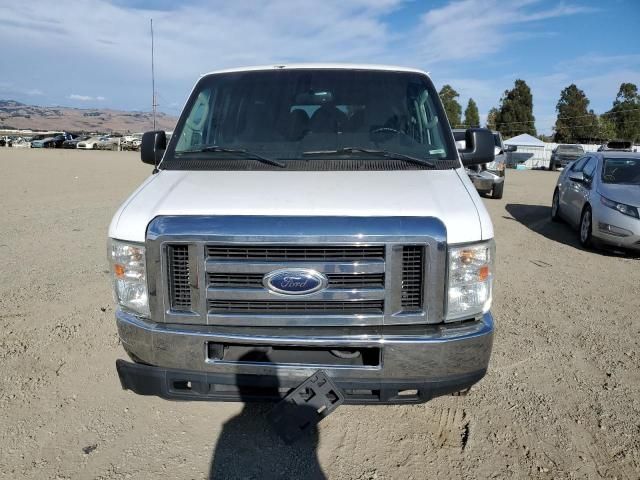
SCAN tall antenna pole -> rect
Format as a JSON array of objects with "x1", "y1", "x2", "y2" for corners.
[{"x1": 150, "y1": 18, "x2": 157, "y2": 130}]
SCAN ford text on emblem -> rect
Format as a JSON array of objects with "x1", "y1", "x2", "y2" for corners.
[{"x1": 263, "y1": 268, "x2": 328, "y2": 295}]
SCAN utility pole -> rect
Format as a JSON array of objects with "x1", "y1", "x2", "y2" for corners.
[{"x1": 151, "y1": 18, "x2": 157, "y2": 131}]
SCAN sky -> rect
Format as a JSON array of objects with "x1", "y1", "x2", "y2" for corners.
[{"x1": 1, "y1": 0, "x2": 639, "y2": 135}]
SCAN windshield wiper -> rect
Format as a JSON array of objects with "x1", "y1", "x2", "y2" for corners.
[
  {"x1": 177, "y1": 146, "x2": 286, "y2": 168},
  {"x1": 302, "y1": 147, "x2": 436, "y2": 168}
]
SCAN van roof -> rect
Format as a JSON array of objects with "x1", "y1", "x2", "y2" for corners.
[{"x1": 201, "y1": 63, "x2": 430, "y2": 77}]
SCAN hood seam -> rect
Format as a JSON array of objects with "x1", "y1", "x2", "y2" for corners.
[{"x1": 454, "y1": 168, "x2": 483, "y2": 239}]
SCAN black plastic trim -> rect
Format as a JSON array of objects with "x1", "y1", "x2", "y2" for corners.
[{"x1": 116, "y1": 359, "x2": 486, "y2": 405}]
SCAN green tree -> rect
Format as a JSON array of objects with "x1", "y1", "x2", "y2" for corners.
[
  {"x1": 553, "y1": 84, "x2": 598, "y2": 143},
  {"x1": 495, "y1": 79, "x2": 536, "y2": 138},
  {"x1": 597, "y1": 114, "x2": 617, "y2": 142},
  {"x1": 438, "y1": 84, "x2": 462, "y2": 127},
  {"x1": 486, "y1": 107, "x2": 498, "y2": 131},
  {"x1": 607, "y1": 82, "x2": 640, "y2": 142},
  {"x1": 464, "y1": 98, "x2": 480, "y2": 127}
]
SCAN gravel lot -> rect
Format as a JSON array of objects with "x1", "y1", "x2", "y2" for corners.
[{"x1": 1, "y1": 149, "x2": 639, "y2": 479}]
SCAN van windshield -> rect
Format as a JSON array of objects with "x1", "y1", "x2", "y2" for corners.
[{"x1": 164, "y1": 69, "x2": 457, "y2": 170}]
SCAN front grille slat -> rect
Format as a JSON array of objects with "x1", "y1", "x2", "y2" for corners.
[
  {"x1": 167, "y1": 245, "x2": 191, "y2": 311},
  {"x1": 206, "y1": 245, "x2": 384, "y2": 261},
  {"x1": 400, "y1": 246, "x2": 424, "y2": 311},
  {"x1": 208, "y1": 300, "x2": 384, "y2": 314},
  {"x1": 208, "y1": 273, "x2": 385, "y2": 289}
]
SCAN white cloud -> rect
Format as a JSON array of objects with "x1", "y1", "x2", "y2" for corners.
[
  {"x1": 68, "y1": 94, "x2": 105, "y2": 101},
  {"x1": 0, "y1": 82, "x2": 44, "y2": 97},
  {"x1": 412, "y1": 0, "x2": 595, "y2": 64},
  {"x1": 0, "y1": 0, "x2": 406, "y2": 82},
  {"x1": 68, "y1": 94, "x2": 93, "y2": 101}
]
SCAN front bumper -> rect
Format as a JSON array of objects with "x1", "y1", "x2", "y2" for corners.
[
  {"x1": 115, "y1": 309, "x2": 494, "y2": 404},
  {"x1": 468, "y1": 170, "x2": 504, "y2": 193},
  {"x1": 593, "y1": 203, "x2": 640, "y2": 251}
]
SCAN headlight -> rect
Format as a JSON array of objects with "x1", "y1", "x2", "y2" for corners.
[
  {"x1": 108, "y1": 239, "x2": 149, "y2": 317},
  {"x1": 446, "y1": 241, "x2": 494, "y2": 322},
  {"x1": 600, "y1": 195, "x2": 639, "y2": 219}
]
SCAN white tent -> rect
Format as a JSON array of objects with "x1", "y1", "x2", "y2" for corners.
[{"x1": 505, "y1": 133, "x2": 547, "y2": 168}]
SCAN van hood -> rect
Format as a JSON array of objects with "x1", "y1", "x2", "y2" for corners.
[{"x1": 109, "y1": 168, "x2": 492, "y2": 243}]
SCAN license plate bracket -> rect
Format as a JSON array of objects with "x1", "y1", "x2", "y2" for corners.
[{"x1": 268, "y1": 370, "x2": 344, "y2": 444}]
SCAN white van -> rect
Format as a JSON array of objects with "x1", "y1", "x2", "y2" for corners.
[{"x1": 108, "y1": 64, "x2": 496, "y2": 405}]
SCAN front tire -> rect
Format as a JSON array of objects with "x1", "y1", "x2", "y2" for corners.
[
  {"x1": 491, "y1": 182, "x2": 504, "y2": 199},
  {"x1": 579, "y1": 206, "x2": 593, "y2": 248},
  {"x1": 549, "y1": 160, "x2": 556, "y2": 171},
  {"x1": 551, "y1": 189, "x2": 561, "y2": 222}
]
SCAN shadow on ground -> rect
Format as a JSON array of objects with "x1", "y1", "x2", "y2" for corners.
[
  {"x1": 505, "y1": 203, "x2": 582, "y2": 249},
  {"x1": 505, "y1": 203, "x2": 638, "y2": 258},
  {"x1": 209, "y1": 354, "x2": 326, "y2": 480}
]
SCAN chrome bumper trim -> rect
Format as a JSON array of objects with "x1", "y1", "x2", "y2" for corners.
[{"x1": 117, "y1": 309, "x2": 494, "y2": 380}]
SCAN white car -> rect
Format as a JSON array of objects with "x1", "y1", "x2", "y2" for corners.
[
  {"x1": 108, "y1": 64, "x2": 497, "y2": 406},
  {"x1": 77, "y1": 136, "x2": 107, "y2": 149}
]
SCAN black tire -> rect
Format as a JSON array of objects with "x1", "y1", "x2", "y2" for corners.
[
  {"x1": 579, "y1": 206, "x2": 593, "y2": 248},
  {"x1": 491, "y1": 181, "x2": 504, "y2": 199},
  {"x1": 549, "y1": 160, "x2": 555, "y2": 171},
  {"x1": 551, "y1": 189, "x2": 561, "y2": 222}
]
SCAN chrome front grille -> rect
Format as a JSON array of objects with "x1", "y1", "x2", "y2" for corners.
[
  {"x1": 205, "y1": 244, "x2": 386, "y2": 322},
  {"x1": 148, "y1": 216, "x2": 446, "y2": 327}
]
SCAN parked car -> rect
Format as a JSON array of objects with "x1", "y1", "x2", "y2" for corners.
[
  {"x1": 11, "y1": 137, "x2": 30, "y2": 148},
  {"x1": 454, "y1": 129, "x2": 515, "y2": 199},
  {"x1": 31, "y1": 133, "x2": 70, "y2": 148},
  {"x1": 549, "y1": 144, "x2": 584, "y2": 170},
  {"x1": 77, "y1": 136, "x2": 107, "y2": 149},
  {"x1": 96, "y1": 136, "x2": 120, "y2": 150},
  {"x1": 29, "y1": 134, "x2": 50, "y2": 148},
  {"x1": 63, "y1": 135, "x2": 89, "y2": 149},
  {"x1": 121, "y1": 133, "x2": 143, "y2": 151},
  {"x1": 597, "y1": 140, "x2": 633, "y2": 152},
  {"x1": 551, "y1": 151, "x2": 640, "y2": 251},
  {"x1": 110, "y1": 64, "x2": 497, "y2": 406}
]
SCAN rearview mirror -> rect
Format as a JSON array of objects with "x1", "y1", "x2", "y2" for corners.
[
  {"x1": 458, "y1": 128, "x2": 495, "y2": 166},
  {"x1": 141, "y1": 130, "x2": 167, "y2": 166},
  {"x1": 568, "y1": 171, "x2": 585, "y2": 183},
  {"x1": 504, "y1": 144, "x2": 517, "y2": 152}
]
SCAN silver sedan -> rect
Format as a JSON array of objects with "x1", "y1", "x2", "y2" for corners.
[{"x1": 551, "y1": 151, "x2": 640, "y2": 251}]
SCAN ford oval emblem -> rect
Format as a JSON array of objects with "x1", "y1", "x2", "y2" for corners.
[{"x1": 263, "y1": 268, "x2": 328, "y2": 295}]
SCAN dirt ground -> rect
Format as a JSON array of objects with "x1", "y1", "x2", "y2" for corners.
[{"x1": 1, "y1": 148, "x2": 639, "y2": 479}]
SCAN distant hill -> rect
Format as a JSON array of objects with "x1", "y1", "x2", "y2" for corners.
[{"x1": 0, "y1": 100, "x2": 177, "y2": 133}]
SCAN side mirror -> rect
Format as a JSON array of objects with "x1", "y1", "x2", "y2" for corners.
[
  {"x1": 504, "y1": 144, "x2": 517, "y2": 152},
  {"x1": 458, "y1": 128, "x2": 495, "y2": 166},
  {"x1": 568, "y1": 171, "x2": 585, "y2": 183},
  {"x1": 141, "y1": 130, "x2": 166, "y2": 166}
]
